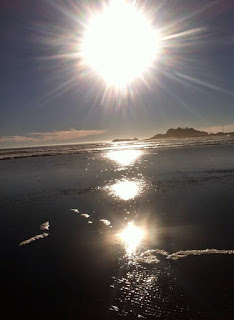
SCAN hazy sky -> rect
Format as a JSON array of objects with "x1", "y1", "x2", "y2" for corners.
[{"x1": 1, "y1": 0, "x2": 234, "y2": 147}]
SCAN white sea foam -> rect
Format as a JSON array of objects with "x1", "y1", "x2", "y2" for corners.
[
  {"x1": 167, "y1": 249, "x2": 234, "y2": 260},
  {"x1": 100, "y1": 219, "x2": 111, "y2": 226},
  {"x1": 40, "y1": 221, "x2": 49, "y2": 231},
  {"x1": 138, "y1": 248, "x2": 234, "y2": 263},
  {"x1": 19, "y1": 233, "x2": 49, "y2": 246},
  {"x1": 71, "y1": 208, "x2": 79, "y2": 213},
  {"x1": 137, "y1": 252, "x2": 160, "y2": 264},
  {"x1": 137, "y1": 249, "x2": 168, "y2": 264},
  {"x1": 81, "y1": 213, "x2": 90, "y2": 218}
]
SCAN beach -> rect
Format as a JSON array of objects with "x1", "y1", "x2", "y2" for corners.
[{"x1": 1, "y1": 139, "x2": 234, "y2": 319}]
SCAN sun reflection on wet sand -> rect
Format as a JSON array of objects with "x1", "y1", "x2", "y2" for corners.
[
  {"x1": 110, "y1": 180, "x2": 140, "y2": 200},
  {"x1": 117, "y1": 222, "x2": 146, "y2": 254},
  {"x1": 107, "y1": 149, "x2": 142, "y2": 166}
]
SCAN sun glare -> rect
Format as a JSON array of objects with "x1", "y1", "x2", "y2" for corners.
[
  {"x1": 81, "y1": 0, "x2": 160, "y2": 88},
  {"x1": 110, "y1": 180, "x2": 140, "y2": 200},
  {"x1": 107, "y1": 149, "x2": 142, "y2": 166},
  {"x1": 117, "y1": 221, "x2": 146, "y2": 254}
]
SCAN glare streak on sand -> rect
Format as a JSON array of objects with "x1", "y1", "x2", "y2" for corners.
[
  {"x1": 19, "y1": 233, "x2": 49, "y2": 246},
  {"x1": 137, "y1": 248, "x2": 234, "y2": 263}
]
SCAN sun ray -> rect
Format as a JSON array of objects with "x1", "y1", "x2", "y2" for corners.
[
  {"x1": 33, "y1": 0, "x2": 234, "y2": 108},
  {"x1": 162, "y1": 27, "x2": 207, "y2": 41},
  {"x1": 175, "y1": 72, "x2": 234, "y2": 97}
]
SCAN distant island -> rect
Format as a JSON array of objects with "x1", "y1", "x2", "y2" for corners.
[
  {"x1": 150, "y1": 127, "x2": 208, "y2": 139},
  {"x1": 111, "y1": 127, "x2": 234, "y2": 142},
  {"x1": 149, "y1": 127, "x2": 234, "y2": 140},
  {"x1": 112, "y1": 138, "x2": 138, "y2": 142}
]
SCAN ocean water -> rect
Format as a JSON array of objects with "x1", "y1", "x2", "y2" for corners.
[{"x1": 1, "y1": 138, "x2": 234, "y2": 319}]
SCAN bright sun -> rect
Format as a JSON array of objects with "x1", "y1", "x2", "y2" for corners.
[{"x1": 81, "y1": 0, "x2": 160, "y2": 88}]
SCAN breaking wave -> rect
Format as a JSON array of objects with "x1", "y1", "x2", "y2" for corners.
[{"x1": 1, "y1": 135, "x2": 234, "y2": 160}]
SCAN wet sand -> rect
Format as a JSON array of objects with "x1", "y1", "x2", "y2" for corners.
[{"x1": 1, "y1": 143, "x2": 234, "y2": 319}]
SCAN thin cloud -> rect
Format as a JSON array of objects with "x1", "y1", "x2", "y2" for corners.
[
  {"x1": 0, "y1": 136, "x2": 37, "y2": 143},
  {"x1": 0, "y1": 129, "x2": 107, "y2": 144},
  {"x1": 201, "y1": 124, "x2": 234, "y2": 134}
]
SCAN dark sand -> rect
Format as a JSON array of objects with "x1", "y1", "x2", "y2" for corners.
[{"x1": 1, "y1": 143, "x2": 234, "y2": 319}]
